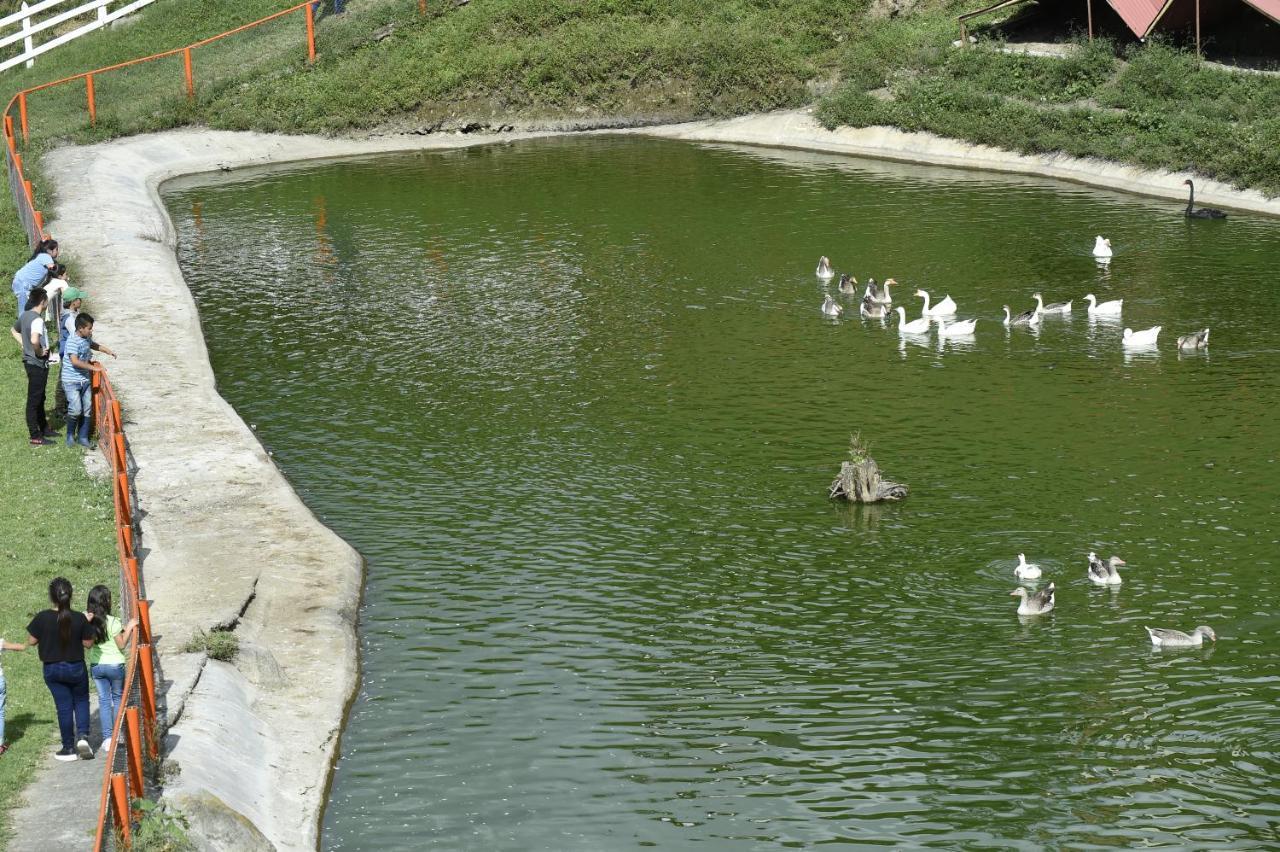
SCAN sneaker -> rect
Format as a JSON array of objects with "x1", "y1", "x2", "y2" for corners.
[
  {"x1": 75, "y1": 738, "x2": 94, "y2": 760},
  {"x1": 54, "y1": 747, "x2": 78, "y2": 762},
  {"x1": 41, "y1": 428, "x2": 59, "y2": 439},
  {"x1": 29, "y1": 437, "x2": 52, "y2": 446},
  {"x1": 101, "y1": 737, "x2": 112, "y2": 753},
  {"x1": 0, "y1": 743, "x2": 9, "y2": 757}
]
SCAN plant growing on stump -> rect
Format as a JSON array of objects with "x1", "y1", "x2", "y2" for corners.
[{"x1": 829, "y1": 432, "x2": 907, "y2": 503}]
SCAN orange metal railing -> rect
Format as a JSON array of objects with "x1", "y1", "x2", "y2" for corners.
[{"x1": 88, "y1": 367, "x2": 160, "y2": 850}]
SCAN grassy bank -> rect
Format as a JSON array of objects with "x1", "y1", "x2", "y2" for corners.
[
  {"x1": 818, "y1": 17, "x2": 1280, "y2": 196},
  {"x1": 3, "y1": 0, "x2": 1280, "y2": 195},
  {"x1": 0, "y1": 192, "x2": 115, "y2": 840}
]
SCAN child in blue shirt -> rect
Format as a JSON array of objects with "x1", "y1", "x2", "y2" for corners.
[{"x1": 61, "y1": 312, "x2": 116, "y2": 448}]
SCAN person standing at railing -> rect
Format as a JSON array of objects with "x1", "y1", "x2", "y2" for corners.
[
  {"x1": 0, "y1": 636, "x2": 31, "y2": 758},
  {"x1": 10, "y1": 238, "x2": 58, "y2": 319},
  {"x1": 62, "y1": 312, "x2": 115, "y2": 448},
  {"x1": 24, "y1": 577, "x2": 96, "y2": 761},
  {"x1": 85, "y1": 585, "x2": 137, "y2": 753},
  {"x1": 9, "y1": 287, "x2": 58, "y2": 446},
  {"x1": 54, "y1": 283, "x2": 84, "y2": 421}
]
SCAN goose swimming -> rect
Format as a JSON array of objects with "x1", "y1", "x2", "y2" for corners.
[
  {"x1": 860, "y1": 296, "x2": 889, "y2": 318},
  {"x1": 915, "y1": 289, "x2": 957, "y2": 317},
  {"x1": 1146, "y1": 625, "x2": 1217, "y2": 648},
  {"x1": 1083, "y1": 293, "x2": 1123, "y2": 316},
  {"x1": 816, "y1": 256, "x2": 835, "y2": 279},
  {"x1": 1177, "y1": 328, "x2": 1210, "y2": 350},
  {"x1": 1011, "y1": 583, "x2": 1055, "y2": 615},
  {"x1": 938, "y1": 317, "x2": 978, "y2": 337},
  {"x1": 1033, "y1": 292, "x2": 1072, "y2": 315},
  {"x1": 1092, "y1": 236, "x2": 1113, "y2": 258},
  {"x1": 1087, "y1": 552, "x2": 1126, "y2": 585},
  {"x1": 1002, "y1": 304, "x2": 1041, "y2": 327},
  {"x1": 894, "y1": 306, "x2": 930, "y2": 335},
  {"x1": 821, "y1": 294, "x2": 843, "y2": 317},
  {"x1": 1122, "y1": 326, "x2": 1161, "y2": 347},
  {"x1": 870, "y1": 278, "x2": 895, "y2": 306},
  {"x1": 1013, "y1": 553, "x2": 1041, "y2": 581},
  {"x1": 838, "y1": 273, "x2": 858, "y2": 294}
]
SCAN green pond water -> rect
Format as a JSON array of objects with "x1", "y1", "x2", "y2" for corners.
[{"x1": 164, "y1": 138, "x2": 1280, "y2": 850}]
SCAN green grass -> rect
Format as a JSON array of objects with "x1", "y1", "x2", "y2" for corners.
[
  {"x1": 818, "y1": 17, "x2": 1280, "y2": 197},
  {"x1": 180, "y1": 629, "x2": 237, "y2": 663},
  {"x1": 0, "y1": 189, "x2": 116, "y2": 842}
]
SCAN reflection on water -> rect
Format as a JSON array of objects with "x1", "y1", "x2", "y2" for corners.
[{"x1": 165, "y1": 137, "x2": 1280, "y2": 851}]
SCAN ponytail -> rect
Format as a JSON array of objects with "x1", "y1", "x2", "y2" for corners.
[
  {"x1": 87, "y1": 585, "x2": 112, "y2": 645},
  {"x1": 29, "y1": 238, "x2": 57, "y2": 262},
  {"x1": 49, "y1": 576, "x2": 73, "y2": 649}
]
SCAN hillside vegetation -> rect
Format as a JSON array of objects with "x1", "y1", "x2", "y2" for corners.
[{"x1": 3, "y1": 0, "x2": 1280, "y2": 188}]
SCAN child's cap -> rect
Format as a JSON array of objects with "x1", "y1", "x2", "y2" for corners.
[{"x1": 63, "y1": 287, "x2": 86, "y2": 302}]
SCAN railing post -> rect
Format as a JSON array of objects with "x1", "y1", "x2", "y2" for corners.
[
  {"x1": 137, "y1": 599, "x2": 152, "y2": 645},
  {"x1": 138, "y1": 645, "x2": 159, "y2": 759},
  {"x1": 21, "y1": 2, "x2": 34, "y2": 70},
  {"x1": 183, "y1": 47, "x2": 194, "y2": 99},
  {"x1": 109, "y1": 774, "x2": 130, "y2": 843},
  {"x1": 125, "y1": 708, "x2": 145, "y2": 799},
  {"x1": 98, "y1": 0, "x2": 109, "y2": 24},
  {"x1": 86, "y1": 74, "x2": 96, "y2": 126},
  {"x1": 114, "y1": 432, "x2": 127, "y2": 473},
  {"x1": 419, "y1": 0, "x2": 427, "y2": 15},
  {"x1": 17, "y1": 92, "x2": 27, "y2": 143},
  {"x1": 305, "y1": 3, "x2": 316, "y2": 62}
]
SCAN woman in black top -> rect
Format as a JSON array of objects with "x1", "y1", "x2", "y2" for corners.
[{"x1": 26, "y1": 577, "x2": 96, "y2": 760}]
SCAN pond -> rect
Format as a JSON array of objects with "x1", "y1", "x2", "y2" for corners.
[{"x1": 164, "y1": 137, "x2": 1280, "y2": 850}]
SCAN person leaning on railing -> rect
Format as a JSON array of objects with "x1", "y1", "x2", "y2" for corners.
[
  {"x1": 62, "y1": 312, "x2": 115, "y2": 448},
  {"x1": 10, "y1": 238, "x2": 58, "y2": 320},
  {"x1": 10, "y1": 286, "x2": 59, "y2": 446}
]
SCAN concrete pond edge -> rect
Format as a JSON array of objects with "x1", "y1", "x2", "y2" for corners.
[{"x1": 25, "y1": 110, "x2": 1276, "y2": 850}]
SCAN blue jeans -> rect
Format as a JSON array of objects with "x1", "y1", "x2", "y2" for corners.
[
  {"x1": 42, "y1": 661, "x2": 90, "y2": 750},
  {"x1": 91, "y1": 663, "x2": 125, "y2": 739},
  {"x1": 0, "y1": 673, "x2": 7, "y2": 744},
  {"x1": 63, "y1": 379, "x2": 91, "y2": 419}
]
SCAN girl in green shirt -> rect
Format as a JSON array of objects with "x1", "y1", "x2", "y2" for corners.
[{"x1": 86, "y1": 586, "x2": 137, "y2": 750}]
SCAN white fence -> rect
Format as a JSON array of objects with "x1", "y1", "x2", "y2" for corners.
[{"x1": 1, "y1": 0, "x2": 157, "y2": 73}]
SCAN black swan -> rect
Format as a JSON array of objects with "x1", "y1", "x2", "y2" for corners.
[{"x1": 1183, "y1": 179, "x2": 1227, "y2": 219}]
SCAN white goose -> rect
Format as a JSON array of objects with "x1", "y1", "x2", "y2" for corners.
[
  {"x1": 1086, "y1": 552, "x2": 1126, "y2": 585},
  {"x1": 816, "y1": 256, "x2": 834, "y2": 280},
  {"x1": 894, "y1": 306, "x2": 930, "y2": 335},
  {"x1": 1032, "y1": 292, "x2": 1072, "y2": 315},
  {"x1": 938, "y1": 317, "x2": 978, "y2": 337},
  {"x1": 1013, "y1": 553, "x2": 1041, "y2": 581},
  {"x1": 821, "y1": 294, "x2": 843, "y2": 317},
  {"x1": 1010, "y1": 583, "x2": 1055, "y2": 615},
  {"x1": 838, "y1": 273, "x2": 858, "y2": 294},
  {"x1": 1083, "y1": 293, "x2": 1123, "y2": 316},
  {"x1": 1002, "y1": 304, "x2": 1041, "y2": 327},
  {"x1": 1122, "y1": 326, "x2": 1161, "y2": 347},
  {"x1": 1177, "y1": 328, "x2": 1210, "y2": 350},
  {"x1": 1146, "y1": 625, "x2": 1216, "y2": 648},
  {"x1": 915, "y1": 289, "x2": 957, "y2": 317},
  {"x1": 1092, "y1": 236, "x2": 1113, "y2": 258}
]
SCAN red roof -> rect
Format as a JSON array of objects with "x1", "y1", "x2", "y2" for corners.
[{"x1": 1104, "y1": 0, "x2": 1280, "y2": 35}]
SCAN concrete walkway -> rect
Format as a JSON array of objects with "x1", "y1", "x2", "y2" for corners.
[{"x1": 7, "y1": 734, "x2": 105, "y2": 850}]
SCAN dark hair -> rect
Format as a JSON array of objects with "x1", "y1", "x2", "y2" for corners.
[
  {"x1": 87, "y1": 585, "x2": 112, "y2": 645},
  {"x1": 52, "y1": 263, "x2": 67, "y2": 277},
  {"x1": 49, "y1": 577, "x2": 73, "y2": 649},
  {"x1": 28, "y1": 238, "x2": 57, "y2": 262},
  {"x1": 75, "y1": 312, "x2": 94, "y2": 331},
  {"x1": 24, "y1": 287, "x2": 47, "y2": 311}
]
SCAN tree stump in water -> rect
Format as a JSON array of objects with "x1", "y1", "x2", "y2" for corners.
[{"x1": 829, "y1": 458, "x2": 908, "y2": 503}]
